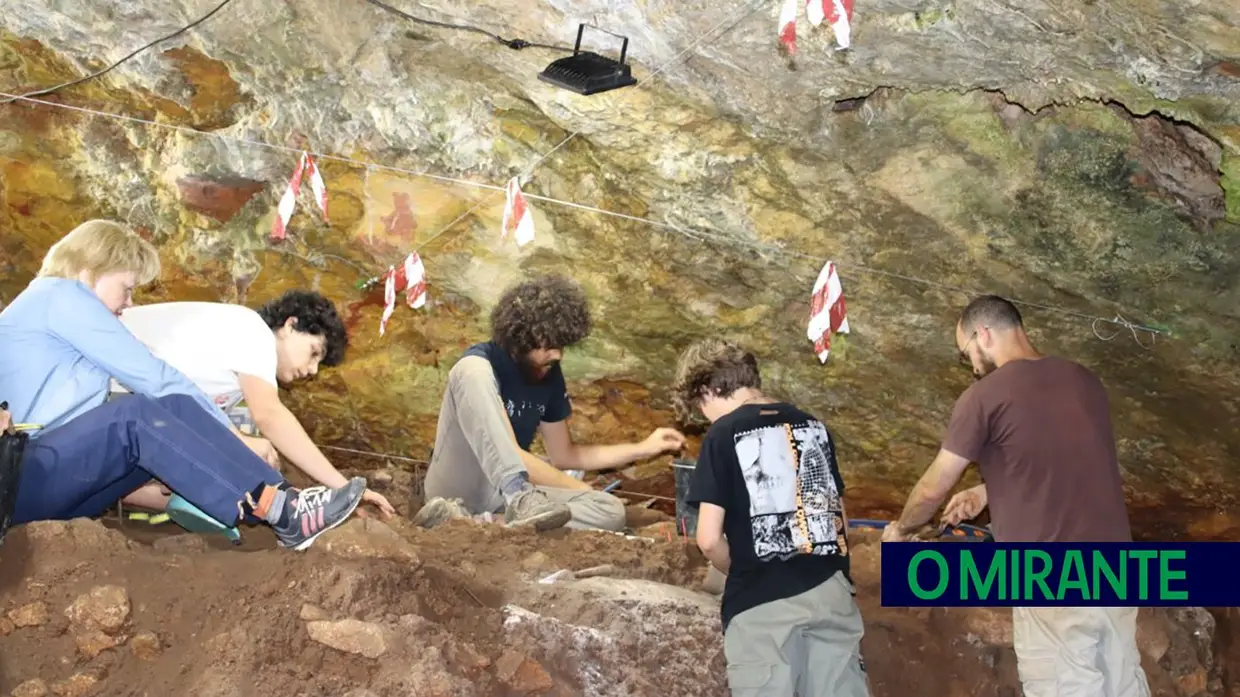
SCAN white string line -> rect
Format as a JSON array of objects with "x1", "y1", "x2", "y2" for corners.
[
  {"x1": 0, "y1": 32, "x2": 1169, "y2": 342},
  {"x1": 403, "y1": 0, "x2": 769, "y2": 259},
  {"x1": 320, "y1": 443, "x2": 428, "y2": 465}
]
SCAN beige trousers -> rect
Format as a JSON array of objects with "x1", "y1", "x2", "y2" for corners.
[
  {"x1": 723, "y1": 572, "x2": 872, "y2": 697},
  {"x1": 1013, "y1": 606, "x2": 1151, "y2": 697},
  {"x1": 421, "y1": 357, "x2": 626, "y2": 531}
]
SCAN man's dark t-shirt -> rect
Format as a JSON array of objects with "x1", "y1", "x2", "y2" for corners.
[
  {"x1": 686, "y1": 402, "x2": 851, "y2": 632},
  {"x1": 462, "y1": 342, "x2": 572, "y2": 450},
  {"x1": 942, "y1": 356, "x2": 1132, "y2": 543}
]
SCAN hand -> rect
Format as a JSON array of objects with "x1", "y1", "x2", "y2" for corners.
[
  {"x1": 941, "y1": 484, "x2": 987, "y2": 527},
  {"x1": 240, "y1": 435, "x2": 280, "y2": 469},
  {"x1": 0, "y1": 410, "x2": 10, "y2": 434},
  {"x1": 362, "y1": 490, "x2": 395, "y2": 518},
  {"x1": 642, "y1": 427, "x2": 686, "y2": 457},
  {"x1": 882, "y1": 522, "x2": 914, "y2": 542}
]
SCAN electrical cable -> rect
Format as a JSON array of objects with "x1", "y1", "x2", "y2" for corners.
[
  {"x1": 0, "y1": 0, "x2": 239, "y2": 105},
  {"x1": 362, "y1": 0, "x2": 575, "y2": 52}
]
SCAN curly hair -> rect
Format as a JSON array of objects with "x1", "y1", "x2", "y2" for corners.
[
  {"x1": 256, "y1": 290, "x2": 349, "y2": 366},
  {"x1": 671, "y1": 337, "x2": 762, "y2": 421},
  {"x1": 490, "y1": 274, "x2": 592, "y2": 356}
]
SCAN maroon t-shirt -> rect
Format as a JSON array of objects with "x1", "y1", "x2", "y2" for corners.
[{"x1": 942, "y1": 356, "x2": 1133, "y2": 543}]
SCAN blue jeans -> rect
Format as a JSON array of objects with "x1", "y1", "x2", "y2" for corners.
[{"x1": 12, "y1": 393, "x2": 283, "y2": 526}]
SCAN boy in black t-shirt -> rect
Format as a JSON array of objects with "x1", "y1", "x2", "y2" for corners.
[{"x1": 673, "y1": 338, "x2": 871, "y2": 697}]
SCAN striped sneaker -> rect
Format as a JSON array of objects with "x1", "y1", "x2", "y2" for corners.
[{"x1": 272, "y1": 477, "x2": 367, "y2": 551}]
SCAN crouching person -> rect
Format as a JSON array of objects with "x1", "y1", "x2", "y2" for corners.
[
  {"x1": 0, "y1": 220, "x2": 367, "y2": 550},
  {"x1": 418, "y1": 274, "x2": 684, "y2": 531},
  {"x1": 118, "y1": 289, "x2": 395, "y2": 517},
  {"x1": 673, "y1": 338, "x2": 871, "y2": 697}
]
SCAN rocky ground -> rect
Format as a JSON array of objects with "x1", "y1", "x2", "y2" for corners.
[{"x1": 0, "y1": 465, "x2": 1236, "y2": 697}]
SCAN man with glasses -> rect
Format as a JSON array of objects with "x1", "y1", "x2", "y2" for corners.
[
  {"x1": 882, "y1": 295, "x2": 1148, "y2": 697},
  {"x1": 415, "y1": 274, "x2": 685, "y2": 532}
]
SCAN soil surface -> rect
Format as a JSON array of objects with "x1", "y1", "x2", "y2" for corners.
[{"x1": 0, "y1": 466, "x2": 1235, "y2": 696}]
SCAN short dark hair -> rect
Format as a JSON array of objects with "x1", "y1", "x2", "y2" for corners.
[
  {"x1": 959, "y1": 294, "x2": 1023, "y2": 334},
  {"x1": 256, "y1": 290, "x2": 349, "y2": 366},
  {"x1": 490, "y1": 274, "x2": 592, "y2": 356},
  {"x1": 671, "y1": 338, "x2": 762, "y2": 421}
]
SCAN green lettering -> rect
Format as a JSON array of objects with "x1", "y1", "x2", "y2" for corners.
[
  {"x1": 962, "y1": 550, "x2": 1004, "y2": 600},
  {"x1": 1009, "y1": 546, "x2": 1019, "y2": 601},
  {"x1": 1159, "y1": 550, "x2": 1188, "y2": 601},
  {"x1": 1130, "y1": 550, "x2": 1158, "y2": 600},
  {"x1": 1092, "y1": 550, "x2": 1126, "y2": 599},
  {"x1": 1023, "y1": 550, "x2": 1054, "y2": 600},
  {"x1": 1057, "y1": 550, "x2": 1090, "y2": 600},
  {"x1": 909, "y1": 550, "x2": 949, "y2": 600}
]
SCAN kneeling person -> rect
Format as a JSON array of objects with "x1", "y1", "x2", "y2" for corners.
[
  {"x1": 674, "y1": 338, "x2": 870, "y2": 697},
  {"x1": 119, "y1": 290, "x2": 394, "y2": 516},
  {"x1": 420, "y1": 275, "x2": 684, "y2": 531}
]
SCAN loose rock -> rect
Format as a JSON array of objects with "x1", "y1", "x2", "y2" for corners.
[
  {"x1": 495, "y1": 648, "x2": 554, "y2": 695},
  {"x1": 306, "y1": 619, "x2": 388, "y2": 659},
  {"x1": 8, "y1": 602, "x2": 49, "y2": 628},
  {"x1": 299, "y1": 604, "x2": 330, "y2": 621},
  {"x1": 318, "y1": 519, "x2": 420, "y2": 565},
  {"x1": 74, "y1": 629, "x2": 118, "y2": 659},
  {"x1": 49, "y1": 674, "x2": 97, "y2": 697},
  {"x1": 130, "y1": 630, "x2": 162, "y2": 660},
  {"x1": 11, "y1": 679, "x2": 49, "y2": 697},
  {"x1": 0, "y1": 617, "x2": 14, "y2": 635},
  {"x1": 520, "y1": 552, "x2": 550, "y2": 571},
  {"x1": 65, "y1": 586, "x2": 131, "y2": 635}
]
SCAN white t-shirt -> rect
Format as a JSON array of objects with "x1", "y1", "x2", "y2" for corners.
[{"x1": 118, "y1": 302, "x2": 279, "y2": 412}]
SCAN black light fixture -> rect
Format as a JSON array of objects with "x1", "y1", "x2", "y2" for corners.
[{"x1": 538, "y1": 24, "x2": 637, "y2": 96}]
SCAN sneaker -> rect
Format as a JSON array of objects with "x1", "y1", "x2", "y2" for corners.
[
  {"x1": 411, "y1": 497, "x2": 473, "y2": 529},
  {"x1": 504, "y1": 488, "x2": 571, "y2": 531},
  {"x1": 272, "y1": 477, "x2": 367, "y2": 551}
]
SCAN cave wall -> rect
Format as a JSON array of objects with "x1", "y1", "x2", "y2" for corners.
[{"x1": 1, "y1": 0, "x2": 1238, "y2": 536}]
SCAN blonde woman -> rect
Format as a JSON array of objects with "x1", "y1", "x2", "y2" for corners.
[{"x1": 0, "y1": 220, "x2": 366, "y2": 550}]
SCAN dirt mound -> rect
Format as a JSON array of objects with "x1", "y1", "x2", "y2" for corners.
[{"x1": 0, "y1": 514, "x2": 1234, "y2": 697}]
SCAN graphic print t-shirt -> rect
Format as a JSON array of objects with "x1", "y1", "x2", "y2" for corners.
[
  {"x1": 686, "y1": 402, "x2": 851, "y2": 632},
  {"x1": 461, "y1": 342, "x2": 571, "y2": 450},
  {"x1": 118, "y1": 302, "x2": 279, "y2": 413}
]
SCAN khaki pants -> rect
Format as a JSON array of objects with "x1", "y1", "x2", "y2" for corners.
[
  {"x1": 421, "y1": 357, "x2": 626, "y2": 531},
  {"x1": 723, "y1": 572, "x2": 871, "y2": 697},
  {"x1": 1013, "y1": 606, "x2": 1150, "y2": 697}
]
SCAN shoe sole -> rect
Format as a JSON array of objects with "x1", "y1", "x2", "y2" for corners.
[
  {"x1": 285, "y1": 487, "x2": 367, "y2": 552},
  {"x1": 507, "y1": 507, "x2": 572, "y2": 532}
]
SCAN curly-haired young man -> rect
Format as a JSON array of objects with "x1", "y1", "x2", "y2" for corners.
[
  {"x1": 674, "y1": 337, "x2": 870, "y2": 697},
  {"x1": 418, "y1": 274, "x2": 685, "y2": 531},
  {"x1": 117, "y1": 289, "x2": 394, "y2": 517},
  {"x1": 0, "y1": 220, "x2": 366, "y2": 550}
]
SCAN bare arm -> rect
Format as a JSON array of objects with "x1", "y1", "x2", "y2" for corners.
[
  {"x1": 893, "y1": 448, "x2": 972, "y2": 534},
  {"x1": 506, "y1": 415, "x2": 593, "y2": 491},
  {"x1": 451, "y1": 357, "x2": 592, "y2": 491},
  {"x1": 538, "y1": 420, "x2": 682, "y2": 472},
  {"x1": 241, "y1": 374, "x2": 394, "y2": 515},
  {"x1": 241, "y1": 374, "x2": 347, "y2": 487},
  {"x1": 696, "y1": 502, "x2": 731, "y2": 573}
]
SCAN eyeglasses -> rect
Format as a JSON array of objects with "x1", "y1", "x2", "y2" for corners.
[{"x1": 958, "y1": 331, "x2": 978, "y2": 367}]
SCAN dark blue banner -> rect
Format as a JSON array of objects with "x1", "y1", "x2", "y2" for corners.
[{"x1": 879, "y1": 542, "x2": 1240, "y2": 607}]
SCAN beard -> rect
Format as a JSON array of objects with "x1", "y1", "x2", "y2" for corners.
[
  {"x1": 973, "y1": 353, "x2": 998, "y2": 381},
  {"x1": 516, "y1": 354, "x2": 555, "y2": 384}
]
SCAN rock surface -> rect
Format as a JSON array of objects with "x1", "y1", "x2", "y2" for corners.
[{"x1": 305, "y1": 619, "x2": 389, "y2": 659}]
